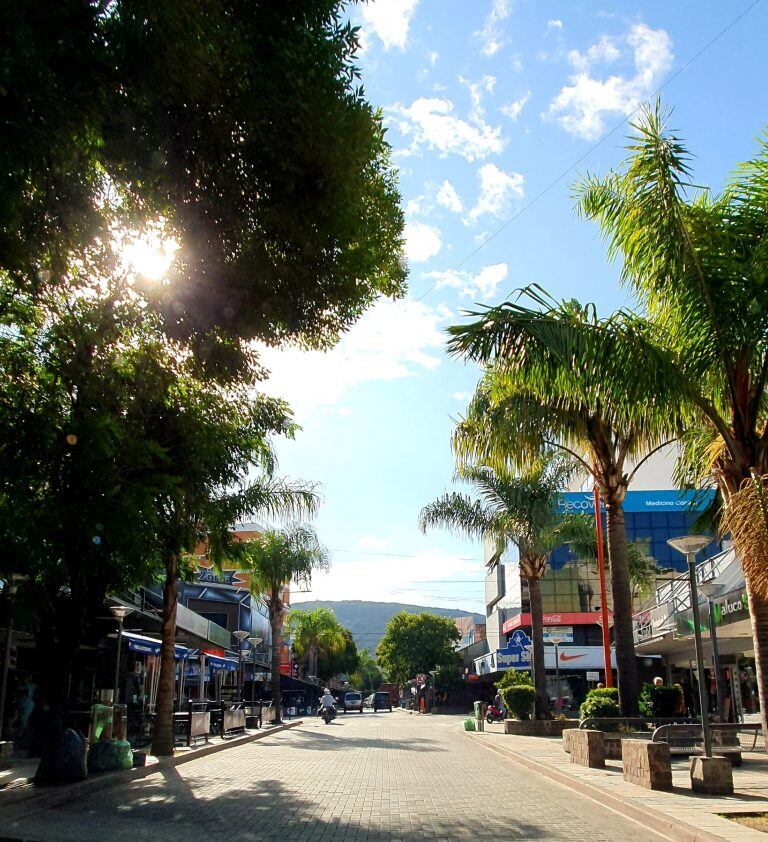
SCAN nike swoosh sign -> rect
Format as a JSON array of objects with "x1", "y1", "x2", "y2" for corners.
[{"x1": 560, "y1": 653, "x2": 586, "y2": 662}]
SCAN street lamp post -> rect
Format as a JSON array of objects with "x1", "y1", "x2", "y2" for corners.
[
  {"x1": 247, "y1": 636, "x2": 262, "y2": 717},
  {"x1": 233, "y1": 630, "x2": 248, "y2": 701},
  {"x1": 109, "y1": 605, "x2": 132, "y2": 707},
  {"x1": 548, "y1": 636, "x2": 566, "y2": 713},
  {"x1": 668, "y1": 535, "x2": 712, "y2": 758}
]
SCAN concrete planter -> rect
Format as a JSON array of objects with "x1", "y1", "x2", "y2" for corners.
[
  {"x1": 622, "y1": 739, "x2": 672, "y2": 791},
  {"x1": 604, "y1": 732, "x2": 649, "y2": 760},
  {"x1": 504, "y1": 719, "x2": 579, "y2": 737}
]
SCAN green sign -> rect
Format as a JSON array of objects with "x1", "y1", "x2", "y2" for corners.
[
  {"x1": 674, "y1": 587, "x2": 749, "y2": 638},
  {"x1": 712, "y1": 589, "x2": 749, "y2": 626}
]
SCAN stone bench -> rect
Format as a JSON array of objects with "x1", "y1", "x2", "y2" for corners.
[
  {"x1": 622, "y1": 739, "x2": 672, "y2": 790},
  {"x1": 569, "y1": 729, "x2": 605, "y2": 768}
]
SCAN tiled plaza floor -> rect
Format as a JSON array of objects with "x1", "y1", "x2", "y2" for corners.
[{"x1": 0, "y1": 712, "x2": 655, "y2": 841}]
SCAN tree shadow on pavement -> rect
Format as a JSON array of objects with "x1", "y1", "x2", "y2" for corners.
[
  {"x1": 0, "y1": 760, "x2": 555, "y2": 841},
  {"x1": 280, "y1": 728, "x2": 447, "y2": 753}
]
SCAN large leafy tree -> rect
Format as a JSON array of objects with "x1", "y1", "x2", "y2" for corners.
[
  {"x1": 1, "y1": 0, "x2": 406, "y2": 346},
  {"x1": 375, "y1": 612, "x2": 460, "y2": 688},
  {"x1": 350, "y1": 649, "x2": 383, "y2": 694},
  {"x1": 316, "y1": 626, "x2": 359, "y2": 681},
  {"x1": 289, "y1": 607, "x2": 347, "y2": 679},
  {"x1": 237, "y1": 525, "x2": 330, "y2": 724},
  {"x1": 448, "y1": 294, "x2": 679, "y2": 714},
  {"x1": 559, "y1": 103, "x2": 768, "y2": 734},
  {"x1": 419, "y1": 457, "x2": 594, "y2": 718}
]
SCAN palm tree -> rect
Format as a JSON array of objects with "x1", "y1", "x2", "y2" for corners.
[
  {"x1": 448, "y1": 304, "x2": 679, "y2": 714},
  {"x1": 560, "y1": 101, "x2": 768, "y2": 735},
  {"x1": 238, "y1": 524, "x2": 330, "y2": 723},
  {"x1": 419, "y1": 456, "x2": 595, "y2": 719},
  {"x1": 290, "y1": 607, "x2": 346, "y2": 679}
]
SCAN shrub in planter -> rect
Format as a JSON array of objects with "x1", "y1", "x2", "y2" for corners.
[
  {"x1": 496, "y1": 671, "x2": 536, "y2": 720},
  {"x1": 639, "y1": 683, "x2": 682, "y2": 718},
  {"x1": 580, "y1": 688, "x2": 621, "y2": 721}
]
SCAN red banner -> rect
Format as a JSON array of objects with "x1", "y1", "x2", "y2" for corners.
[{"x1": 502, "y1": 611, "x2": 612, "y2": 634}]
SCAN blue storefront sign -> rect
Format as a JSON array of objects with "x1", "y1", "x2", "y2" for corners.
[
  {"x1": 496, "y1": 630, "x2": 533, "y2": 670},
  {"x1": 556, "y1": 489, "x2": 714, "y2": 514}
]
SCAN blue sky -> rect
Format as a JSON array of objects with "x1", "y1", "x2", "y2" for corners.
[{"x1": 262, "y1": 0, "x2": 768, "y2": 617}]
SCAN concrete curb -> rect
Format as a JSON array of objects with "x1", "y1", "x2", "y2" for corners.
[
  {"x1": 469, "y1": 733, "x2": 727, "y2": 842},
  {"x1": 0, "y1": 720, "x2": 303, "y2": 823}
]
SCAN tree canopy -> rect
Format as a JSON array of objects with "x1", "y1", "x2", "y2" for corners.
[
  {"x1": 1, "y1": 0, "x2": 406, "y2": 346},
  {"x1": 376, "y1": 612, "x2": 460, "y2": 686}
]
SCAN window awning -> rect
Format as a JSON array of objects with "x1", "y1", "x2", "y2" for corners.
[
  {"x1": 205, "y1": 654, "x2": 239, "y2": 672},
  {"x1": 123, "y1": 631, "x2": 189, "y2": 659}
]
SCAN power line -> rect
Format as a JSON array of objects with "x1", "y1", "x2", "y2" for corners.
[{"x1": 416, "y1": 0, "x2": 763, "y2": 304}]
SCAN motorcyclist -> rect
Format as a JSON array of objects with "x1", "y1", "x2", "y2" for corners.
[
  {"x1": 319, "y1": 688, "x2": 336, "y2": 712},
  {"x1": 493, "y1": 692, "x2": 504, "y2": 714}
]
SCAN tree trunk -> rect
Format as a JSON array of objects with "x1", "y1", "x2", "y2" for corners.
[
  {"x1": 604, "y1": 497, "x2": 639, "y2": 716},
  {"x1": 309, "y1": 645, "x2": 317, "y2": 679},
  {"x1": 151, "y1": 559, "x2": 178, "y2": 756},
  {"x1": 745, "y1": 573, "x2": 768, "y2": 739},
  {"x1": 527, "y1": 576, "x2": 550, "y2": 720},
  {"x1": 269, "y1": 600, "x2": 282, "y2": 724}
]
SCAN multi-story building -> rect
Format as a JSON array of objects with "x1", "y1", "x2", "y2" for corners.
[{"x1": 473, "y1": 450, "x2": 722, "y2": 711}]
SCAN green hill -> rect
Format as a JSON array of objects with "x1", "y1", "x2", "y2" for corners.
[{"x1": 290, "y1": 599, "x2": 483, "y2": 653}]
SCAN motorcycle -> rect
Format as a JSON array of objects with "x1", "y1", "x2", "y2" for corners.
[
  {"x1": 485, "y1": 704, "x2": 505, "y2": 724},
  {"x1": 321, "y1": 705, "x2": 336, "y2": 724}
]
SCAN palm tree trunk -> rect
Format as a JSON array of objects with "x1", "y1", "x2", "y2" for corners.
[
  {"x1": 604, "y1": 497, "x2": 639, "y2": 716},
  {"x1": 151, "y1": 558, "x2": 178, "y2": 756},
  {"x1": 309, "y1": 644, "x2": 317, "y2": 678},
  {"x1": 269, "y1": 601, "x2": 282, "y2": 724},
  {"x1": 745, "y1": 573, "x2": 768, "y2": 739},
  {"x1": 527, "y1": 576, "x2": 550, "y2": 719}
]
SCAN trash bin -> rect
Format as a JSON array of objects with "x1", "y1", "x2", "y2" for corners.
[{"x1": 473, "y1": 701, "x2": 482, "y2": 720}]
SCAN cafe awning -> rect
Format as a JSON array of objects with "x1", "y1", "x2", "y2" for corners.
[
  {"x1": 123, "y1": 631, "x2": 189, "y2": 659},
  {"x1": 205, "y1": 654, "x2": 239, "y2": 672}
]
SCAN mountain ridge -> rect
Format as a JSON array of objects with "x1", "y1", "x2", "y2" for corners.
[{"x1": 290, "y1": 599, "x2": 484, "y2": 653}]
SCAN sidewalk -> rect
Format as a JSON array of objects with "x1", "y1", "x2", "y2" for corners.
[
  {"x1": 471, "y1": 726, "x2": 768, "y2": 840},
  {"x1": 0, "y1": 720, "x2": 303, "y2": 821}
]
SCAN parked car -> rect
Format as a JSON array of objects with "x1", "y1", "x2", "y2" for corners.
[
  {"x1": 364, "y1": 694, "x2": 374, "y2": 709},
  {"x1": 373, "y1": 691, "x2": 392, "y2": 712},
  {"x1": 342, "y1": 692, "x2": 364, "y2": 713}
]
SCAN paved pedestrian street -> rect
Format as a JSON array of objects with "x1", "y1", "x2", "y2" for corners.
[{"x1": 0, "y1": 713, "x2": 657, "y2": 841}]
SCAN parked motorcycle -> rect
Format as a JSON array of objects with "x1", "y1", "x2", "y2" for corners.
[{"x1": 485, "y1": 705, "x2": 505, "y2": 724}]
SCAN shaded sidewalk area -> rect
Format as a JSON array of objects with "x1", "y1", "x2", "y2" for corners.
[
  {"x1": 472, "y1": 726, "x2": 768, "y2": 841},
  {"x1": 0, "y1": 720, "x2": 302, "y2": 822}
]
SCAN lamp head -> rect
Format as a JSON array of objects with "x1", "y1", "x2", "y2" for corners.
[
  {"x1": 667, "y1": 535, "x2": 712, "y2": 556},
  {"x1": 248, "y1": 637, "x2": 262, "y2": 647},
  {"x1": 233, "y1": 630, "x2": 249, "y2": 642},
  {"x1": 109, "y1": 605, "x2": 132, "y2": 620}
]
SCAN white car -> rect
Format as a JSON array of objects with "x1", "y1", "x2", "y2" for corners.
[{"x1": 342, "y1": 691, "x2": 364, "y2": 713}]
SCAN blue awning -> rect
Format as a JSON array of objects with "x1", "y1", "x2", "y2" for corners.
[
  {"x1": 123, "y1": 631, "x2": 189, "y2": 659},
  {"x1": 205, "y1": 654, "x2": 239, "y2": 672}
]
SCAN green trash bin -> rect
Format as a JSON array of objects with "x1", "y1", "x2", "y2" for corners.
[{"x1": 473, "y1": 701, "x2": 482, "y2": 720}]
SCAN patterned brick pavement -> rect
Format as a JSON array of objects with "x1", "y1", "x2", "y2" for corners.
[{"x1": 0, "y1": 712, "x2": 657, "y2": 841}]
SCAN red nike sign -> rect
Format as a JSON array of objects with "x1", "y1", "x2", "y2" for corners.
[{"x1": 560, "y1": 652, "x2": 587, "y2": 662}]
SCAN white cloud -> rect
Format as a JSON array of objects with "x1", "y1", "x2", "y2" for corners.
[
  {"x1": 547, "y1": 19, "x2": 563, "y2": 30},
  {"x1": 436, "y1": 180, "x2": 463, "y2": 213},
  {"x1": 466, "y1": 163, "x2": 524, "y2": 223},
  {"x1": 291, "y1": 547, "x2": 484, "y2": 612},
  {"x1": 428, "y1": 50, "x2": 439, "y2": 65},
  {"x1": 391, "y1": 96, "x2": 504, "y2": 161},
  {"x1": 405, "y1": 221, "x2": 442, "y2": 263},
  {"x1": 567, "y1": 34, "x2": 620, "y2": 72},
  {"x1": 360, "y1": 0, "x2": 420, "y2": 51},
  {"x1": 476, "y1": 0, "x2": 512, "y2": 57},
  {"x1": 452, "y1": 391, "x2": 472, "y2": 401},
  {"x1": 257, "y1": 298, "x2": 446, "y2": 417},
  {"x1": 427, "y1": 261, "x2": 509, "y2": 301},
  {"x1": 501, "y1": 90, "x2": 531, "y2": 120},
  {"x1": 547, "y1": 24, "x2": 673, "y2": 140}
]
